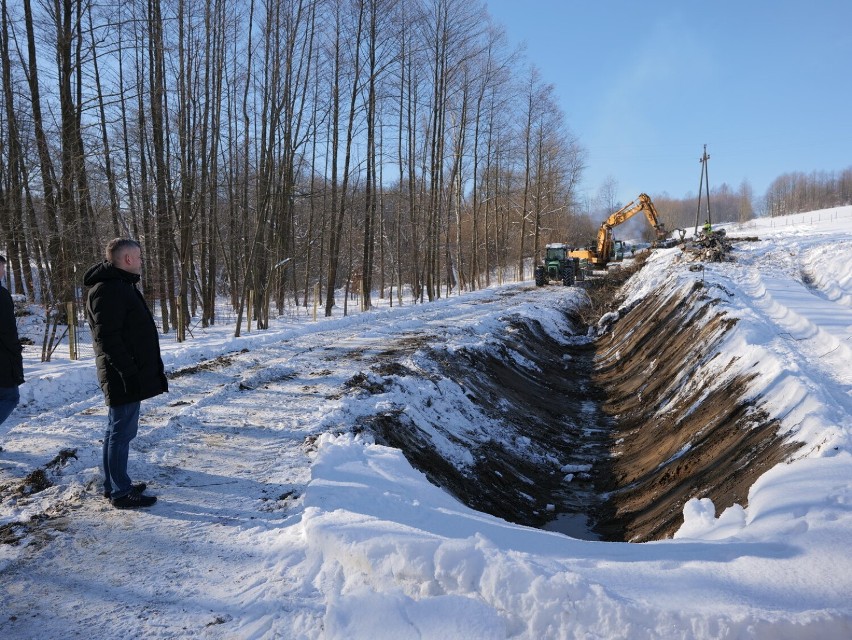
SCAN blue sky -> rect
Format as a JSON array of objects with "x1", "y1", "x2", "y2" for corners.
[{"x1": 485, "y1": 0, "x2": 852, "y2": 206}]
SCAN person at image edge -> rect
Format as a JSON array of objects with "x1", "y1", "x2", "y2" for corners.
[{"x1": 0, "y1": 255, "x2": 24, "y2": 448}]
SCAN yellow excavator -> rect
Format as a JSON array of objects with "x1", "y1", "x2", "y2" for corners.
[{"x1": 570, "y1": 193, "x2": 668, "y2": 268}]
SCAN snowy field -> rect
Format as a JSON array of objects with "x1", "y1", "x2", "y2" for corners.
[{"x1": 1, "y1": 207, "x2": 851, "y2": 638}]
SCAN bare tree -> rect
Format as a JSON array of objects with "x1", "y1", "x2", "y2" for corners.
[
  {"x1": 22, "y1": 0, "x2": 60, "y2": 305},
  {"x1": 324, "y1": 0, "x2": 365, "y2": 317},
  {"x1": 596, "y1": 176, "x2": 620, "y2": 216},
  {"x1": 148, "y1": 0, "x2": 175, "y2": 334},
  {"x1": 1, "y1": 0, "x2": 28, "y2": 294}
]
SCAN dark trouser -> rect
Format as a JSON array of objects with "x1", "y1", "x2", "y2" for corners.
[
  {"x1": 103, "y1": 401, "x2": 141, "y2": 499},
  {"x1": 0, "y1": 386, "x2": 19, "y2": 427}
]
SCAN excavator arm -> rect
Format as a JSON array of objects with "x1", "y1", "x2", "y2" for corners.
[{"x1": 574, "y1": 193, "x2": 667, "y2": 267}]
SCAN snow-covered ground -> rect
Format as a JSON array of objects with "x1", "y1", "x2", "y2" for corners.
[{"x1": 1, "y1": 207, "x2": 851, "y2": 639}]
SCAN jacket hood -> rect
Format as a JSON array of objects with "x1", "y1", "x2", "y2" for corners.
[{"x1": 83, "y1": 261, "x2": 141, "y2": 287}]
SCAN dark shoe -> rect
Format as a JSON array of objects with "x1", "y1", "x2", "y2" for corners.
[
  {"x1": 103, "y1": 482, "x2": 147, "y2": 500},
  {"x1": 111, "y1": 492, "x2": 157, "y2": 509}
]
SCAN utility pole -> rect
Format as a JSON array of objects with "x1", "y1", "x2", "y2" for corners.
[{"x1": 694, "y1": 144, "x2": 712, "y2": 235}]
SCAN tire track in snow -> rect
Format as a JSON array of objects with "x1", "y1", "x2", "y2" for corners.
[{"x1": 736, "y1": 263, "x2": 852, "y2": 387}]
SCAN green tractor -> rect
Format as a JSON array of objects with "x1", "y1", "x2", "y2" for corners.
[{"x1": 535, "y1": 243, "x2": 576, "y2": 287}]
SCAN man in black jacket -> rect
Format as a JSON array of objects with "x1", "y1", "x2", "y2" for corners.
[
  {"x1": 0, "y1": 255, "x2": 24, "y2": 439},
  {"x1": 84, "y1": 239, "x2": 167, "y2": 509}
]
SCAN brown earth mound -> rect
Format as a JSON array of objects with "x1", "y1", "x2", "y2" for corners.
[{"x1": 592, "y1": 280, "x2": 801, "y2": 541}]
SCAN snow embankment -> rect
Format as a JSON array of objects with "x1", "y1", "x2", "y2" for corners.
[{"x1": 291, "y1": 431, "x2": 852, "y2": 638}]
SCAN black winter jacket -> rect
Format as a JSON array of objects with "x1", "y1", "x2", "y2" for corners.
[
  {"x1": 0, "y1": 284, "x2": 24, "y2": 387},
  {"x1": 84, "y1": 261, "x2": 168, "y2": 407}
]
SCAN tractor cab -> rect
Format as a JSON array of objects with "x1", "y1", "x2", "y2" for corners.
[
  {"x1": 545, "y1": 243, "x2": 568, "y2": 263},
  {"x1": 535, "y1": 243, "x2": 576, "y2": 287}
]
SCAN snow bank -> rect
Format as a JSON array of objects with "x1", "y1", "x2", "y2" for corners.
[{"x1": 298, "y1": 432, "x2": 852, "y2": 638}]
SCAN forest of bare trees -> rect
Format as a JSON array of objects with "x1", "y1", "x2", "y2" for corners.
[
  {"x1": 0, "y1": 0, "x2": 589, "y2": 356},
  {"x1": 650, "y1": 167, "x2": 852, "y2": 236},
  {"x1": 759, "y1": 168, "x2": 852, "y2": 219},
  {"x1": 3, "y1": 0, "x2": 849, "y2": 360}
]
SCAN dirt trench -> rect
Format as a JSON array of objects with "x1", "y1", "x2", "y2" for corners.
[
  {"x1": 592, "y1": 280, "x2": 801, "y2": 541},
  {"x1": 363, "y1": 313, "x2": 611, "y2": 533},
  {"x1": 360, "y1": 268, "x2": 800, "y2": 542}
]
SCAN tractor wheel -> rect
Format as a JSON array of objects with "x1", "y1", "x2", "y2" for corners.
[
  {"x1": 535, "y1": 266, "x2": 547, "y2": 287},
  {"x1": 561, "y1": 260, "x2": 575, "y2": 286}
]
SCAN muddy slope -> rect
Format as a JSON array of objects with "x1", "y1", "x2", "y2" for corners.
[
  {"x1": 593, "y1": 280, "x2": 802, "y2": 542},
  {"x1": 362, "y1": 313, "x2": 612, "y2": 532}
]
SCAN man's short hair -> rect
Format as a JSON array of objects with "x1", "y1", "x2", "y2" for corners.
[{"x1": 105, "y1": 238, "x2": 142, "y2": 263}]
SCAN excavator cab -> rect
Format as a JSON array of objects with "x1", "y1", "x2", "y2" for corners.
[{"x1": 570, "y1": 193, "x2": 667, "y2": 268}]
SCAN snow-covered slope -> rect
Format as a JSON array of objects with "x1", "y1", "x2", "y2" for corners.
[{"x1": 1, "y1": 207, "x2": 851, "y2": 638}]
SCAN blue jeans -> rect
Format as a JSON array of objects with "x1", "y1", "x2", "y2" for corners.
[
  {"x1": 0, "y1": 386, "x2": 19, "y2": 427},
  {"x1": 103, "y1": 402, "x2": 141, "y2": 499}
]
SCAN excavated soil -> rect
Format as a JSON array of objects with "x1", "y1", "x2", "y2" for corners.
[
  {"x1": 361, "y1": 267, "x2": 801, "y2": 542},
  {"x1": 593, "y1": 282, "x2": 801, "y2": 541},
  {"x1": 365, "y1": 315, "x2": 611, "y2": 532}
]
